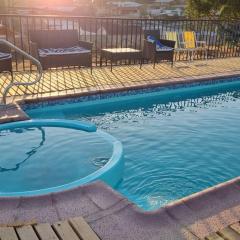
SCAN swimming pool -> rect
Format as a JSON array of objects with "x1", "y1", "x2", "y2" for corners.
[{"x1": 26, "y1": 78, "x2": 240, "y2": 210}]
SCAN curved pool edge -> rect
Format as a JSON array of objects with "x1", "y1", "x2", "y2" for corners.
[
  {"x1": 0, "y1": 118, "x2": 97, "y2": 132},
  {"x1": 0, "y1": 119, "x2": 124, "y2": 197}
]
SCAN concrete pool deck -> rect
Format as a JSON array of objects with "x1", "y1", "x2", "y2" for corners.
[
  {"x1": 0, "y1": 178, "x2": 240, "y2": 239},
  {"x1": 0, "y1": 57, "x2": 240, "y2": 105},
  {"x1": 0, "y1": 103, "x2": 29, "y2": 124}
]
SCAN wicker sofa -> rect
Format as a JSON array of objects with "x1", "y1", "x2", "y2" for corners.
[
  {"x1": 0, "y1": 43, "x2": 13, "y2": 78},
  {"x1": 29, "y1": 30, "x2": 93, "y2": 72},
  {"x1": 143, "y1": 30, "x2": 175, "y2": 68}
]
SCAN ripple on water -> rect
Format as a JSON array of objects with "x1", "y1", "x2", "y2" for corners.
[
  {"x1": 88, "y1": 90, "x2": 240, "y2": 210},
  {"x1": 27, "y1": 84, "x2": 240, "y2": 210}
]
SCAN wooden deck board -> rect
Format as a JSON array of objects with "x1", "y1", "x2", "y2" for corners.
[
  {"x1": 203, "y1": 220, "x2": 240, "y2": 240},
  {"x1": 52, "y1": 221, "x2": 80, "y2": 240},
  {"x1": 3, "y1": 218, "x2": 240, "y2": 240},
  {"x1": 218, "y1": 227, "x2": 240, "y2": 240},
  {"x1": 69, "y1": 217, "x2": 100, "y2": 240},
  {"x1": 34, "y1": 223, "x2": 59, "y2": 240},
  {"x1": 0, "y1": 227, "x2": 19, "y2": 240},
  {"x1": 231, "y1": 222, "x2": 240, "y2": 235},
  {"x1": 205, "y1": 232, "x2": 225, "y2": 240},
  {"x1": 0, "y1": 217, "x2": 101, "y2": 240},
  {"x1": 16, "y1": 225, "x2": 39, "y2": 240}
]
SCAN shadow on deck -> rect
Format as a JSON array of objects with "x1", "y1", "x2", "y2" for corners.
[{"x1": 0, "y1": 57, "x2": 240, "y2": 104}]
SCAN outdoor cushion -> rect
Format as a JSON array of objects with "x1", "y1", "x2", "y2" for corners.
[
  {"x1": 147, "y1": 35, "x2": 156, "y2": 43},
  {"x1": 156, "y1": 40, "x2": 173, "y2": 52},
  {"x1": 38, "y1": 46, "x2": 91, "y2": 57},
  {"x1": 0, "y1": 52, "x2": 12, "y2": 60},
  {"x1": 146, "y1": 36, "x2": 173, "y2": 51}
]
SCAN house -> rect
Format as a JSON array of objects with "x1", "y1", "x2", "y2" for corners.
[
  {"x1": 153, "y1": 0, "x2": 175, "y2": 6},
  {"x1": 107, "y1": 1, "x2": 143, "y2": 17},
  {"x1": 146, "y1": 0, "x2": 186, "y2": 17}
]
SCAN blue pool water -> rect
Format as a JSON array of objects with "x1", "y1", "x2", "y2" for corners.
[
  {"x1": 0, "y1": 125, "x2": 114, "y2": 193},
  {"x1": 27, "y1": 80, "x2": 240, "y2": 210}
]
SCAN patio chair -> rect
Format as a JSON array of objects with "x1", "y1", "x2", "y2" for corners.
[
  {"x1": 0, "y1": 43, "x2": 13, "y2": 79},
  {"x1": 181, "y1": 31, "x2": 208, "y2": 61},
  {"x1": 143, "y1": 30, "x2": 175, "y2": 68},
  {"x1": 29, "y1": 30, "x2": 93, "y2": 72},
  {"x1": 166, "y1": 31, "x2": 187, "y2": 53}
]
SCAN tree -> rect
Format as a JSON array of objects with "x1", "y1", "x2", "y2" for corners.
[
  {"x1": 185, "y1": 0, "x2": 240, "y2": 19},
  {"x1": 140, "y1": 3, "x2": 149, "y2": 18}
]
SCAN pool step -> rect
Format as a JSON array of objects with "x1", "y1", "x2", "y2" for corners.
[
  {"x1": 0, "y1": 217, "x2": 100, "y2": 240},
  {"x1": 0, "y1": 103, "x2": 29, "y2": 124}
]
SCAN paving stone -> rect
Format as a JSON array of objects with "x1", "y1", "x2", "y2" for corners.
[
  {"x1": 52, "y1": 186, "x2": 100, "y2": 221},
  {"x1": 14, "y1": 195, "x2": 59, "y2": 224},
  {"x1": 84, "y1": 181, "x2": 125, "y2": 210},
  {"x1": 0, "y1": 197, "x2": 21, "y2": 225},
  {"x1": 90, "y1": 205, "x2": 196, "y2": 240}
]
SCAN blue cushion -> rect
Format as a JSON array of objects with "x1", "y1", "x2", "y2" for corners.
[
  {"x1": 146, "y1": 35, "x2": 156, "y2": 43},
  {"x1": 0, "y1": 52, "x2": 12, "y2": 60},
  {"x1": 156, "y1": 40, "x2": 173, "y2": 52}
]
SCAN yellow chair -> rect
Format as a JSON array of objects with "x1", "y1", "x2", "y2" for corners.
[
  {"x1": 165, "y1": 31, "x2": 190, "y2": 63},
  {"x1": 166, "y1": 31, "x2": 183, "y2": 50},
  {"x1": 182, "y1": 31, "x2": 208, "y2": 60}
]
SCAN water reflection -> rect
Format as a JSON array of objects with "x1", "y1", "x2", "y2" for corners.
[
  {"x1": 0, "y1": 127, "x2": 46, "y2": 172},
  {"x1": 157, "y1": 91, "x2": 238, "y2": 112}
]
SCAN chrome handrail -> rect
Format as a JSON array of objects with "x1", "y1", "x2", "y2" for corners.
[{"x1": 0, "y1": 39, "x2": 43, "y2": 105}]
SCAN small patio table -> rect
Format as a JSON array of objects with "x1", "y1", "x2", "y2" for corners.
[{"x1": 100, "y1": 48, "x2": 143, "y2": 71}]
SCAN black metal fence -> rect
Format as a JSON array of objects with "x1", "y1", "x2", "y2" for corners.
[{"x1": 0, "y1": 14, "x2": 240, "y2": 71}]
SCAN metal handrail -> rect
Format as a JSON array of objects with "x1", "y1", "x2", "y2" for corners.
[{"x1": 0, "y1": 39, "x2": 43, "y2": 105}]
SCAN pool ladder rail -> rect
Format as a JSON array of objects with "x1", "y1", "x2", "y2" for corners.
[{"x1": 0, "y1": 39, "x2": 43, "y2": 105}]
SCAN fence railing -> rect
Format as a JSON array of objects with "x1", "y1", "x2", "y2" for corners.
[
  {"x1": 0, "y1": 14, "x2": 240, "y2": 71},
  {"x1": 0, "y1": 39, "x2": 43, "y2": 104}
]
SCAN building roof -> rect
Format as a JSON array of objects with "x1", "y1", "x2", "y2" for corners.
[
  {"x1": 14, "y1": 0, "x2": 75, "y2": 8},
  {"x1": 107, "y1": 1, "x2": 143, "y2": 8},
  {"x1": 154, "y1": 0, "x2": 174, "y2": 3}
]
